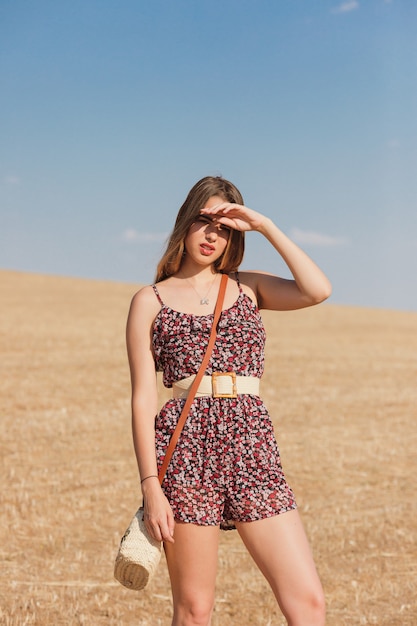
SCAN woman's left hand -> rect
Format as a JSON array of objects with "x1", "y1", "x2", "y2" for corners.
[{"x1": 200, "y1": 202, "x2": 266, "y2": 233}]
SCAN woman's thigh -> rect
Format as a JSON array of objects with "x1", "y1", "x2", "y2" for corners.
[
  {"x1": 235, "y1": 509, "x2": 325, "y2": 623},
  {"x1": 164, "y1": 523, "x2": 220, "y2": 609}
]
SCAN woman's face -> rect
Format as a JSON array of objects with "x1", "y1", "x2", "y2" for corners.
[{"x1": 184, "y1": 195, "x2": 231, "y2": 265}]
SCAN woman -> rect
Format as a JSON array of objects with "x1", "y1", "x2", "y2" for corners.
[{"x1": 126, "y1": 176, "x2": 331, "y2": 626}]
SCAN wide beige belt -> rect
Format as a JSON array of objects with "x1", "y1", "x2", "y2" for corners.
[{"x1": 172, "y1": 372, "x2": 260, "y2": 399}]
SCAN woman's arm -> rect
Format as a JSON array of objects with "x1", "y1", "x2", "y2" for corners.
[
  {"x1": 126, "y1": 287, "x2": 175, "y2": 542},
  {"x1": 249, "y1": 217, "x2": 332, "y2": 310},
  {"x1": 201, "y1": 203, "x2": 332, "y2": 311}
]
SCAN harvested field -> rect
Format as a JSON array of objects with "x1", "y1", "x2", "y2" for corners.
[{"x1": 1, "y1": 269, "x2": 416, "y2": 625}]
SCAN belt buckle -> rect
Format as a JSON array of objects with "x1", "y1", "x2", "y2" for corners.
[{"x1": 212, "y1": 372, "x2": 237, "y2": 398}]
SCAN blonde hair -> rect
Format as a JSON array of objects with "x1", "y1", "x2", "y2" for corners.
[{"x1": 155, "y1": 176, "x2": 245, "y2": 282}]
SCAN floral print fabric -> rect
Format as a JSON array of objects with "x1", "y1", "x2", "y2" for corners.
[{"x1": 152, "y1": 278, "x2": 297, "y2": 530}]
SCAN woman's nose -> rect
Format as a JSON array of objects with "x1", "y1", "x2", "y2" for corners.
[{"x1": 205, "y1": 226, "x2": 217, "y2": 241}]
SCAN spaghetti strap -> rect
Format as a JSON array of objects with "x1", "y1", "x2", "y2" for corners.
[
  {"x1": 152, "y1": 284, "x2": 164, "y2": 306},
  {"x1": 235, "y1": 271, "x2": 243, "y2": 293}
]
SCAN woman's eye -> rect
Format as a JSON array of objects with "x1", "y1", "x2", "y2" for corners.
[{"x1": 195, "y1": 216, "x2": 230, "y2": 233}]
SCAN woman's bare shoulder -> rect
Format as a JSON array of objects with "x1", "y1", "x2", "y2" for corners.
[
  {"x1": 235, "y1": 271, "x2": 261, "y2": 306},
  {"x1": 129, "y1": 285, "x2": 161, "y2": 321},
  {"x1": 131, "y1": 284, "x2": 156, "y2": 302},
  {"x1": 237, "y1": 270, "x2": 272, "y2": 288}
]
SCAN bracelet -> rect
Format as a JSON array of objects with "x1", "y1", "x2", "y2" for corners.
[{"x1": 140, "y1": 474, "x2": 159, "y2": 485}]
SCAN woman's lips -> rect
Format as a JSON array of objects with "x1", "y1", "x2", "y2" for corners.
[{"x1": 200, "y1": 243, "x2": 215, "y2": 256}]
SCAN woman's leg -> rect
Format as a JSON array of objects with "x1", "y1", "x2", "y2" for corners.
[
  {"x1": 164, "y1": 523, "x2": 220, "y2": 626},
  {"x1": 235, "y1": 509, "x2": 325, "y2": 626}
]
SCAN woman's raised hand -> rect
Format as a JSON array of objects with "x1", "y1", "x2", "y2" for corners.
[{"x1": 200, "y1": 202, "x2": 266, "y2": 233}]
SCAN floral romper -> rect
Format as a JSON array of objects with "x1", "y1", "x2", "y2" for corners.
[{"x1": 152, "y1": 274, "x2": 296, "y2": 530}]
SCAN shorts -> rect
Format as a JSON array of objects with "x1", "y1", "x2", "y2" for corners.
[{"x1": 155, "y1": 395, "x2": 297, "y2": 530}]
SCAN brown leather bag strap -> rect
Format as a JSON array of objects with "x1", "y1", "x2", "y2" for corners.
[{"x1": 157, "y1": 273, "x2": 228, "y2": 484}]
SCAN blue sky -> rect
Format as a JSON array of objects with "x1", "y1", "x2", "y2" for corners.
[{"x1": 1, "y1": 0, "x2": 416, "y2": 310}]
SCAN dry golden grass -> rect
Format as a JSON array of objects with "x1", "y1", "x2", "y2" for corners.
[{"x1": 1, "y1": 269, "x2": 416, "y2": 626}]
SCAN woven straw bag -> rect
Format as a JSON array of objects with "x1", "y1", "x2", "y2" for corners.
[
  {"x1": 114, "y1": 507, "x2": 162, "y2": 590},
  {"x1": 114, "y1": 274, "x2": 228, "y2": 591}
]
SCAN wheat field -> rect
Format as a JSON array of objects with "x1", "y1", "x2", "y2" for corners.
[{"x1": 1, "y1": 270, "x2": 416, "y2": 625}]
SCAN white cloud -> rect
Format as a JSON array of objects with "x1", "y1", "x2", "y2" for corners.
[
  {"x1": 290, "y1": 228, "x2": 349, "y2": 247},
  {"x1": 122, "y1": 229, "x2": 168, "y2": 243},
  {"x1": 4, "y1": 175, "x2": 21, "y2": 185},
  {"x1": 331, "y1": 1, "x2": 359, "y2": 14},
  {"x1": 387, "y1": 139, "x2": 400, "y2": 149}
]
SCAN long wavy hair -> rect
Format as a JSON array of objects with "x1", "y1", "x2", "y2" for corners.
[{"x1": 155, "y1": 176, "x2": 245, "y2": 282}]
